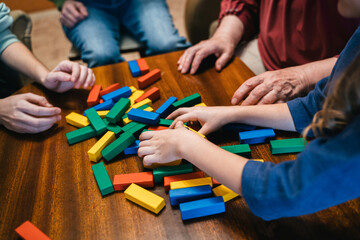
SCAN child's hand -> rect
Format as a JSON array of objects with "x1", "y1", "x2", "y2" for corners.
[
  {"x1": 138, "y1": 121, "x2": 197, "y2": 166},
  {"x1": 167, "y1": 106, "x2": 232, "y2": 135},
  {"x1": 43, "y1": 60, "x2": 95, "y2": 93}
]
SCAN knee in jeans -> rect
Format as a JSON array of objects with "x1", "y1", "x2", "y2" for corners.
[
  {"x1": 147, "y1": 36, "x2": 185, "y2": 54},
  {"x1": 82, "y1": 46, "x2": 121, "y2": 67}
]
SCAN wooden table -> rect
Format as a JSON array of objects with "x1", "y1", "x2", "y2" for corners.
[{"x1": 1, "y1": 51, "x2": 359, "y2": 240}]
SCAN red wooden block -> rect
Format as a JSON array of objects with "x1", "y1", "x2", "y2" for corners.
[
  {"x1": 15, "y1": 221, "x2": 51, "y2": 240},
  {"x1": 113, "y1": 172, "x2": 154, "y2": 191},
  {"x1": 87, "y1": 85, "x2": 102, "y2": 107},
  {"x1": 135, "y1": 87, "x2": 160, "y2": 103},
  {"x1": 99, "y1": 99, "x2": 104, "y2": 104},
  {"x1": 164, "y1": 171, "x2": 205, "y2": 192},
  {"x1": 212, "y1": 178, "x2": 221, "y2": 185},
  {"x1": 99, "y1": 83, "x2": 121, "y2": 97},
  {"x1": 136, "y1": 58, "x2": 150, "y2": 75},
  {"x1": 137, "y1": 69, "x2": 161, "y2": 89},
  {"x1": 148, "y1": 126, "x2": 168, "y2": 131}
]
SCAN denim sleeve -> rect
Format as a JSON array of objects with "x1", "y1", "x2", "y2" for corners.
[
  {"x1": 286, "y1": 76, "x2": 329, "y2": 133},
  {"x1": 241, "y1": 116, "x2": 360, "y2": 221},
  {"x1": 0, "y1": 3, "x2": 19, "y2": 54}
]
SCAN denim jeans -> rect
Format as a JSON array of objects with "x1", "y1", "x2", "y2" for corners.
[{"x1": 63, "y1": 0, "x2": 191, "y2": 67}]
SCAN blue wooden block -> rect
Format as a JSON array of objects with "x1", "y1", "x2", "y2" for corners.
[
  {"x1": 179, "y1": 196, "x2": 225, "y2": 221},
  {"x1": 102, "y1": 86, "x2": 132, "y2": 103},
  {"x1": 169, "y1": 185, "x2": 212, "y2": 206},
  {"x1": 155, "y1": 96, "x2": 177, "y2": 118},
  {"x1": 223, "y1": 123, "x2": 256, "y2": 132},
  {"x1": 239, "y1": 129, "x2": 275, "y2": 145},
  {"x1": 128, "y1": 60, "x2": 141, "y2": 77},
  {"x1": 124, "y1": 140, "x2": 140, "y2": 155},
  {"x1": 127, "y1": 108, "x2": 160, "y2": 125},
  {"x1": 84, "y1": 99, "x2": 115, "y2": 114}
]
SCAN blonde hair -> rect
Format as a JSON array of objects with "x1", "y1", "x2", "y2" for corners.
[{"x1": 303, "y1": 54, "x2": 360, "y2": 138}]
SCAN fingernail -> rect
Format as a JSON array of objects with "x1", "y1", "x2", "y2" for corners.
[{"x1": 231, "y1": 98, "x2": 237, "y2": 105}]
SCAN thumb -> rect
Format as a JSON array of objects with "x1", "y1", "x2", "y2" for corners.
[
  {"x1": 175, "y1": 121, "x2": 185, "y2": 129},
  {"x1": 47, "y1": 71, "x2": 72, "y2": 83}
]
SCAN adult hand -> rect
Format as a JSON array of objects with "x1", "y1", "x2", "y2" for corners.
[
  {"x1": 60, "y1": 0, "x2": 88, "y2": 28},
  {"x1": 42, "y1": 60, "x2": 95, "y2": 93},
  {"x1": 231, "y1": 67, "x2": 309, "y2": 105},
  {"x1": 167, "y1": 106, "x2": 232, "y2": 135},
  {"x1": 0, "y1": 93, "x2": 61, "y2": 133},
  {"x1": 177, "y1": 36, "x2": 235, "y2": 74}
]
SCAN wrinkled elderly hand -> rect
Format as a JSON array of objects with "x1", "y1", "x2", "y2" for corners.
[
  {"x1": 60, "y1": 0, "x2": 88, "y2": 28},
  {"x1": 0, "y1": 93, "x2": 61, "y2": 133},
  {"x1": 42, "y1": 60, "x2": 95, "y2": 93},
  {"x1": 231, "y1": 67, "x2": 309, "y2": 105}
]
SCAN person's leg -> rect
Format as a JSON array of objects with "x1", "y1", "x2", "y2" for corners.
[
  {"x1": 120, "y1": 0, "x2": 191, "y2": 56},
  {"x1": 63, "y1": 6, "x2": 124, "y2": 68},
  {"x1": 235, "y1": 38, "x2": 267, "y2": 75}
]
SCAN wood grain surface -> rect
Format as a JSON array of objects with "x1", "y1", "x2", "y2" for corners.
[{"x1": 1, "y1": 51, "x2": 359, "y2": 240}]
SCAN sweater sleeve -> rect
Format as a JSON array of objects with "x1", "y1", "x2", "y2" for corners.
[
  {"x1": 219, "y1": 0, "x2": 260, "y2": 41},
  {"x1": 0, "y1": 3, "x2": 19, "y2": 55},
  {"x1": 241, "y1": 116, "x2": 360, "y2": 221}
]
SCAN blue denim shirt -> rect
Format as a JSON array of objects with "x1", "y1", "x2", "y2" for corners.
[
  {"x1": 0, "y1": 3, "x2": 19, "y2": 54},
  {"x1": 241, "y1": 26, "x2": 360, "y2": 220}
]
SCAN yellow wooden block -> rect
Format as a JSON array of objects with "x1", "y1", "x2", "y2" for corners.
[
  {"x1": 143, "y1": 159, "x2": 182, "y2": 169},
  {"x1": 124, "y1": 183, "x2": 165, "y2": 214},
  {"x1": 129, "y1": 86, "x2": 137, "y2": 93},
  {"x1": 195, "y1": 102, "x2": 207, "y2": 107},
  {"x1": 170, "y1": 177, "x2": 212, "y2": 190},
  {"x1": 129, "y1": 90, "x2": 145, "y2": 105},
  {"x1": 88, "y1": 131, "x2": 116, "y2": 162},
  {"x1": 184, "y1": 125, "x2": 206, "y2": 138},
  {"x1": 66, "y1": 112, "x2": 90, "y2": 128},
  {"x1": 143, "y1": 106, "x2": 154, "y2": 112},
  {"x1": 212, "y1": 184, "x2": 239, "y2": 202},
  {"x1": 123, "y1": 107, "x2": 154, "y2": 125},
  {"x1": 97, "y1": 110, "x2": 109, "y2": 118},
  {"x1": 252, "y1": 159, "x2": 264, "y2": 162},
  {"x1": 126, "y1": 98, "x2": 152, "y2": 113}
]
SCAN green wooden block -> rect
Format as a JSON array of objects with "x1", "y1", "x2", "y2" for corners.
[
  {"x1": 122, "y1": 104, "x2": 150, "y2": 120},
  {"x1": 270, "y1": 138, "x2": 307, "y2": 154},
  {"x1": 101, "y1": 132, "x2": 136, "y2": 162},
  {"x1": 172, "y1": 93, "x2": 201, "y2": 109},
  {"x1": 103, "y1": 118, "x2": 122, "y2": 136},
  {"x1": 85, "y1": 108, "x2": 107, "y2": 135},
  {"x1": 106, "y1": 98, "x2": 130, "y2": 124},
  {"x1": 91, "y1": 162, "x2": 114, "y2": 196},
  {"x1": 66, "y1": 125, "x2": 97, "y2": 145},
  {"x1": 128, "y1": 122, "x2": 147, "y2": 138},
  {"x1": 221, "y1": 144, "x2": 251, "y2": 158},
  {"x1": 153, "y1": 164, "x2": 193, "y2": 184},
  {"x1": 158, "y1": 119, "x2": 174, "y2": 127},
  {"x1": 122, "y1": 121, "x2": 138, "y2": 132}
]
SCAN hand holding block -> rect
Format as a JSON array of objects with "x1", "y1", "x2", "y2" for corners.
[
  {"x1": 124, "y1": 183, "x2": 165, "y2": 214},
  {"x1": 99, "y1": 83, "x2": 121, "y2": 97},
  {"x1": 212, "y1": 185, "x2": 239, "y2": 202},
  {"x1": 91, "y1": 162, "x2": 114, "y2": 196},
  {"x1": 179, "y1": 196, "x2": 225, "y2": 221},
  {"x1": 143, "y1": 159, "x2": 182, "y2": 169},
  {"x1": 88, "y1": 131, "x2": 116, "y2": 162},
  {"x1": 137, "y1": 69, "x2": 161, "y2": 89},
  {"x1": 172, "y1": 93, "x2": 201, "y2": 109},
  {"x1": 85, "y1": 108, "x2": 107, "y2": 135},
  {"x1": 170, "y1": 177, "x2": 212, "y2": 190},
  {"x1": 239, "y1": 129, "x2": 275, "y2": 145},
  {"x1": 66, "y1": 112, "x2": 90, "y2": 128},
  {"x1": 135, "y1": 87, "x2": 160, "y2": 103},
  {"x1": 153, "y1": 164, "x2": 193, "y2": 184},
  {"x1": 101, "y1": 132, "x2": 136, "y2": 161},
  {"x1": 127, "y1": 108, "x2": 160, "y2": 125},
  {"x1": 128, "y1": 60, "x2": 141, "y2": 77},
  {"x1": 136, "y1": 58, "x2": 150, "y2": 75},
  {"x1": 15, "y1": 221, "x2": 51, "y2": 240},
  {"x1": 164, "y1": 171, "x2": 205, "y2": 192},
  {"x1": 270, "y1": 138, "x2": 307, "y2": 154},
  {"x1": 66, "y1": 125, "x2": 97, "y2": 145},
  {"x1": 221, "y1": 144, "x2": 251, "y2": 158},
  {"x1": 106, "y1": 98, "x2": 131, "y2": 124},
  {"x1": 113, "y1": 172, "x2": 154, "y2": 191},
  {"x1": 87, "y1": 84, "x2": 102, "y2": 107},
  {"x1": 155, "y1": 96, "x2": 177, "y2": 118},
  {"x1": 169, "y1": 185, "x2": 212, "y2": 206},
  {"x1": 102, "y1": 86, "x2": 132, "y2": 102}
]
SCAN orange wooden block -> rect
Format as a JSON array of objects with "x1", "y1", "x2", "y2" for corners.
[
  {"x1": 15, "y1": 221, "x2": 51, "y2": 240},
  {"x1": 148, "y1": 126, "x2": 168, "y2": 131},
  {"x1": 113, "y1": 172, "x2": 154, "y2": 191},
  {"x1": 136, "y1": 58, "x2": 150, "y2": 75},
  {"x1": 164, "y1": 171, "x2": 205, "y2": 192},
  {"x1": 99, "y1": 83, "x2": 121, "y2": 97},
  {"x1": 99, "y1": 99, "x2": 104, "y2": 104},
  {"x1": 212, "y1": 178, "x2": 221, "y2": 186},
  {"x1": 137, "y1": 69, "x2": 161, "y2": 89},
  {"x1": 87, "y1": 85, "x2": 102, "y2": 107},
  {"x1": 135, "y1": 87, "x2": 160, "y2": 103}
]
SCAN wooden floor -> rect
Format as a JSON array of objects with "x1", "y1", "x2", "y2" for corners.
[{"x1": 28, "y1": 1, "x2": 187, "y2": 70}]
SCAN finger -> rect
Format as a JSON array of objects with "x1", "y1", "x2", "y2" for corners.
[
  {"x1": 75, "y1": 2, "x2": 88, "y2": 17},
  {"x1": 60, "y1": 15, "x2": 75, "y2": 28},
  {"x1": 19, "y1": 113, "x2": 60, "y2": 132},
  {"x1": 198, "y1": 124, "x2": 212, "y2": 136},
  {"x1": 257, "y1": 91, "x2": 279, "y2": 105},
  {"x1": 241, "y1": 84, "x2": 272, "y2": 106},
  {"x1": 275, "y1": 99, "x2": 285, "y2": 104},
  {"x1": 20, "y1": 102, "x2": 61, "y2": 117},
  {"x1": 54, "y1": 61, "x2": 81, "y2": 83},
  {"x1": 171, "y1": 113, "x2": 200, "y2": 128},
  {"x1": 65, "y1": 2, "x2": 83, "y2": 21},
  {"x1": 190, "y1": 48, "x2": 213, "y2": 74},
  {"x1": 137, "y1": 146, "x2": 155, "y2": 158},
  {"x1": 231, "y1": 76, "x2": 264, "y2": 105},
  {"x1": 174, "y1": 121, "x2": 184, "y2": 129},
  {"x1": 62, "y1": 7, "x2": 78, "y2": 24},
  {"x1": 47, "y1": 71, "x2": 72, "y2": 83},
  {"x1": 143, "y1": 155, "x2": 157, "y2": 166},
  {"x1": 180, "y1": 47, "x2": 199, "y2": 74},
  {"x1": 139, "y1": 131, "x2": 155, "y2": 141},
  {"x1": 167, "y1": 107, "x2": 193, "y2": 120},
  {"x1": 215, "y1": 51, "x2": 232, "y2": 71},
  {"x1": 23, "y1": 93, "x2": 53, "y2": 107},
  {"x1": 82, "y1": 69, "x2": 94, "y2": 89},
  {"x1": 74, "y1": 65, "x2": 88, "y2": 88}
]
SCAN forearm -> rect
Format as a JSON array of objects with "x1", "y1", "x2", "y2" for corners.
[
  {"x1": 0, "y1": 42, "x2": 49, "y2": 85},
  {"x1": 212, "y1": 15, "x2": 244, "y2": 49}
]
